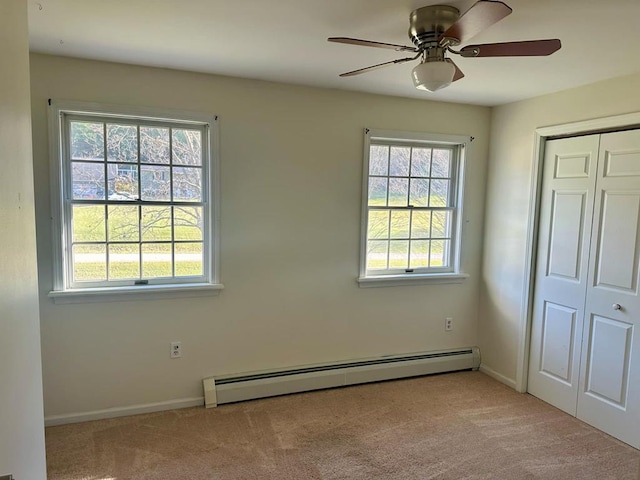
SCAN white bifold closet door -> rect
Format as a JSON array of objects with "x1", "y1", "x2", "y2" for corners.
[{"x1": 529, "y1": 130, "x2": 640, "y2": 449}]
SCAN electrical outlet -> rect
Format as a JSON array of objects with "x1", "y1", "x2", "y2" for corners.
[
  {"x1": 445, "y1": 317, "x2": 454, "y2": 332},
  {"x1": 170, "y1": 341, "x2": 182, "y2": 358}
]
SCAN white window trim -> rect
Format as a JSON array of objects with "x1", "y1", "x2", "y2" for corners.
[
  {"x1": 47, "y1": 100, "x2": 223, "y2": 303},
  {"x1": 358, "y1": 128, "x2": 470, "y2": 287}
]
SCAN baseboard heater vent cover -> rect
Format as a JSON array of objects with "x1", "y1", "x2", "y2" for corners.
[{"x1": 203, "y1": 347, "x2": 480, "y2": 408}]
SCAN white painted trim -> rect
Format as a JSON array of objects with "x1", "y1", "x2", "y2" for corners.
[
  {"x1": 44, "y1": 396, "x2": 204, "y2": 426},
  {"x1": 357, "y1": 273, "x2": 468, "y2": 288},
  {"x1": 48, "y1": 283, "x2": 224, "y2": 304},
  {"x1": 210, "y1": 115, "x2": 222, "y2": 292},
  {"x1": 515, "y1": 132, "x2": 546, "y2": 393},
  {"x1": 359, "y1": 128, "x2": 371, "y2": 280},
  {"x1": 536, "y1": 112, "x2": 640, "y2": 138},
  {"x1": 480, "y1": 364, "x2": 517, "y2": 390},
  {"x1": 518, "y1": 111, "x2": 640, "y2": 394},
  {"x1": 48, "y1": 99, "x2": 214, "y2": 125},
  {"x1": 366, "y1": 129, "x2": 474, "y2": 145},
  {"x1": 454, "y1": 138, "x2": 469, "y2": 275},
  {"x1": 48, "y1": 100, "x2": 65, "y2": 293}
]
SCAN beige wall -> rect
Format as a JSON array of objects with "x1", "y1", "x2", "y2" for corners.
[
  {"x1": 30, "y1": 54, "x2": 491, "y2": 419},
  {"x1": 481, "y1": 71, "x2": 640, "y2": 388},
  {"x1": 0, "y1": 1, "x2": 47, "y2": 478}
]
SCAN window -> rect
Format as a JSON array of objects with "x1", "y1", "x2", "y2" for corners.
[
  {"x1": 48, "y1": 101, "x2": 222, "y2": 302},
  {"x1": 358, "y1": 129, "x2": 469, "y2": 287}
]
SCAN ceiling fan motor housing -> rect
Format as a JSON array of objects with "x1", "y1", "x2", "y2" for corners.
[{"x1": 408, "y1": 5, "x2": 461, "y2": 47}]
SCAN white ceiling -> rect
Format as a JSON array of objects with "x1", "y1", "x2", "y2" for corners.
[{"x1": 27, "y1": 0, "x2": 640, "y2": 106}]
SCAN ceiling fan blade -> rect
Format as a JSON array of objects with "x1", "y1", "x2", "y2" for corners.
[
  {"x1": 440, "y1": 0, "x2": 512, "y2": 44},
  {"x1": 446, "y1": 59, "x2": 465, "y2": 82},
  {"x1": 460, "y1": 39, "x2": 561, "y2": 57},
  {"x1": 328, "y1": 37, "x2": 417, "y2": 52},
  {"x1": 339, "y1": 56, "x2": 418, "y2": 77}
]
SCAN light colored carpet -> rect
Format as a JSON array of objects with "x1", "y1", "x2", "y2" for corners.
[{"x1": 45, "y1": 371, "x2": 640, "y2": 479}]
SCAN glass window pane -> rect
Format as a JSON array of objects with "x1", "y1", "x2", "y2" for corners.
[
  {"x1": 430, "y1": 240, "x2": 450, "y2": 267},
  {"x1": 140, "y1": 126, "x2": 170, "y2": 164},
  {"x1": 411, "y1": 148, "x2": 431, "y2": 177},
  {"x1": 107, "y1": 164, "x2": 138, "y2": 200},
  {"x1": 72, "y1": 162, "x2": 105, "y2": 200},
  {"x1": 175, "y1": 242, "x2": 203, "y2": 277},
  {"x1": 390, "y1": 210, "x2": 410, "y2": 239},
  {"x1": 173, "y1": 129, "x2": 202, "y2": 166},
  {"x1": 174, "y1": 206, "x2": 203, "y2": 241},
  {"x1": 141, "y1": 206, "x2": 172, "y2": 241},
  {"x1": 107, "y1": 124, "x2": 137, "y2": 162},
  {"x1": 70, "y1": 121, "x2": 104, "y2": 161},
  {"x1": 72, "y1": 205, "x2": 105, "y2": 242},
  {"x1": 108, "y1": 205, "x2": 139, "y2": 242},
  {"x1": 431, "y1": 211, "x2": 451, "y2": 238},
  {"x1": 410, "y1": 240, "x2": 429, "y2": 268},
  {"x1": 367, "y1": 240, "x2": 388, "y2": 270},
  {"x1": 389, "y1": 147, "x2": 410, "y2": 176},
  {"x1": 429, "y1": 179, "x2": 450, "y2": 207},
  {"x1": 73, "y1": 244, "x2": 106, "y2": 282},
  {"x1": 368, "y1": 178, "x2": 388, "y2": 206},
  {"x1": 368, "y1": 210, "x2": 389, "y2": 240},
  {"x1": 108, "y1": 244, "x2": 140, "y2": 280},
  {"x1": 173, "y1": 167, "x2": 202, "y2": 202},
  {"x1": 141, "y1": 165, "x2": 171, "y2": 201},
  {"x1": 411, "y1": 211, "x2": 431, "y2": 238},
  {"x1": 369, "y1": 145, "x2": 389, "y2": 176},
  {"x1": 389, "y1": 240, "x2": 409, "y2": 269},
  {"x1": 409, "y1": 179, "x2": 429, "y2": 207},
  {"x1": 142, "y1": 243, "x2": 172, "y2": 278},
  {"x1": 388, "y1": 178, "x2": 408, "y2": 206},
  {"x1": 431, "y1": 149, "x2": 451, "y2": 178}
]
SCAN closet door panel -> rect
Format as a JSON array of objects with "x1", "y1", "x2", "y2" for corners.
[
  {"x1": 594, "y1": 192, "x2": 640, "y2": 290},
  {"x1": 528, "y1": 135, "x2": 600, "y2": 415},
  {"x1": 583, "y1": 315, "x2": 632, "y2": 407},
  {"x1": 577, "y1": 129, "x2": 640, "y2": 449}
]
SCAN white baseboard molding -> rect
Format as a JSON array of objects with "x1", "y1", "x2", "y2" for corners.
[
  {"x1": 46, "y1": 350, "x2": 483, "y2": 426},
  {"x1": 44, "y1": 396, "x2": 204, "y2": 427},
  {"x1": 479, "y1": 364, "x2": 517, "y2": 390}
]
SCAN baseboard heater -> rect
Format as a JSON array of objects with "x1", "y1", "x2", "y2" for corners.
[{"x1": 203, "y1": 347, "x2": 480, "y2": 408}]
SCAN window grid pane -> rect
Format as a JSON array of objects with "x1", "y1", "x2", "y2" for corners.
[
  {"x1": 66, "y1": 115, "x2": 208, "y2": 286},
  {"x1": 142, "y1": 243, "x2": 172, "y2": 278},
  {"x1": 410, "y1": 240, "x2": 429, "y2": 268},
  {"x1": 107, "y1": 124, "x2": 138, "y2": 163},
  {"x1": 73, "y1": 244, "x2": 106, "y2": 281},
  {"x1": 70, "y1": 121, "x2": 104, "y2": 161},
  {"x1": 366, "y1": 140, "x2": 458, "y2": 274},
  {"x1": 367, "y1": 240, "x2": 389, "y2": 270}
]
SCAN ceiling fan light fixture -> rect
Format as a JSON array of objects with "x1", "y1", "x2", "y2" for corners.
[{"x1": 411, "y1": 60, "x2": 456, "y2": 92}]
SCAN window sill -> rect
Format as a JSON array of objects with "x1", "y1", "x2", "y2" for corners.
[
  {"x1": 357, "y1": 273, "x2": 469, "y2": 288},
  {"x1": 48, "y1": 283, "x2": 224, "y2": 304}
]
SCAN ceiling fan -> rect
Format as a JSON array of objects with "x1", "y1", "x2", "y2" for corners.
[{"x1": 328, "y1": 0, "x2": 561, "y2": 92}]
